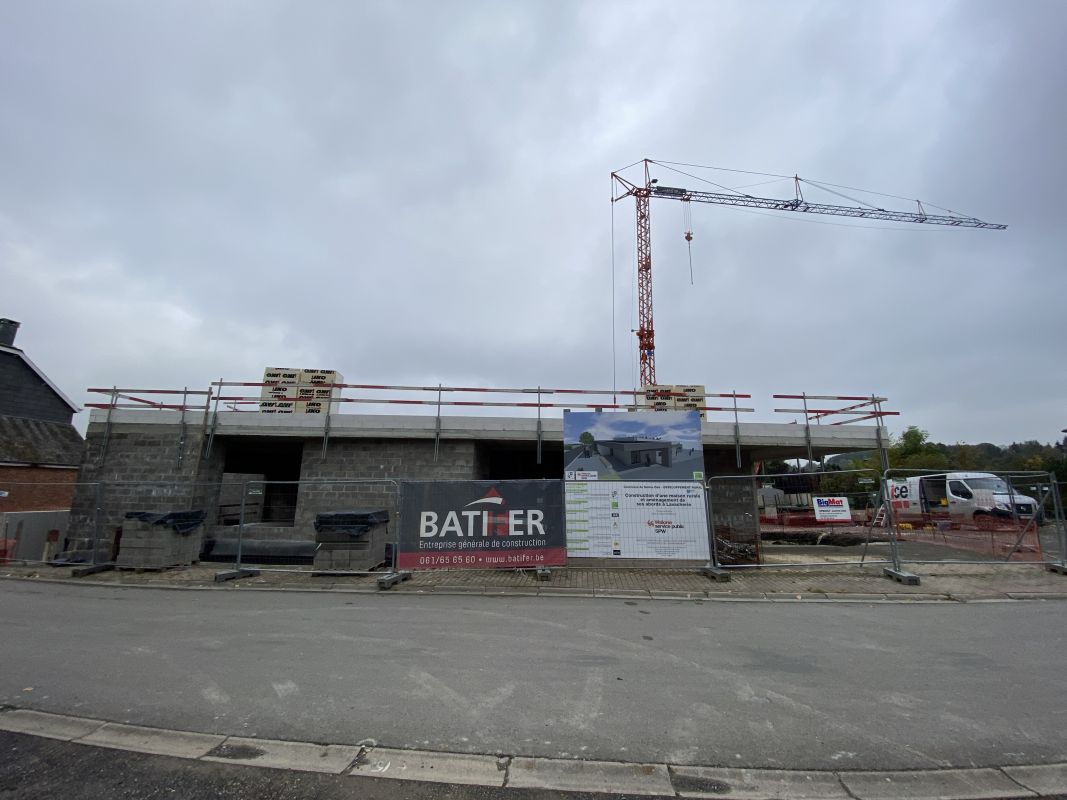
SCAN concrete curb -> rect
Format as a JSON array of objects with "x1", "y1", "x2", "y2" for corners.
[
  {"x1": 3, "y1": 572, "x2": 1066, "y2": 604},
  {"x1": 1, "y1": 707, "x2": 1064, "y2": 797}
]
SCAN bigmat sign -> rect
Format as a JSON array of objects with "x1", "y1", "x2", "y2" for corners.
[{"x1": 398, "y1": 481, "x2": 566, "y2": 570}]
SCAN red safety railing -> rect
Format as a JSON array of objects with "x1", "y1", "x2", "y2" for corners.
[{"x1": 83, "y1": 383, "x2": 896, "y2": 423}]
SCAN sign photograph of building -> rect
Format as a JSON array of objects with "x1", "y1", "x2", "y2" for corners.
[{"x1": 563, "y1": 410, "x2": 705, "y2": 481}]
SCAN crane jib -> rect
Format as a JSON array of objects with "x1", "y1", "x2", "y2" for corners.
[{"x1": 648, "y1": 185, "x2": 1007, "y2": 229}]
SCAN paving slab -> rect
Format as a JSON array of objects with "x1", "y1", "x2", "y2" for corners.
[
  {"x1": 839, "y1": 768, "x2": 1034, "y2": 800},
  {"x1": 81, "y1": 722, "x2": 225, "y2": 757},
  {"x1": 1001, "y1": 763, "x2": 1067, "y2": 795},
  {"x1": 203, "y1": 736, "x2": 361, "y2": 774},
  {"x1": 671, "y1": 766, "x2": 850, "y2": 799},
  {"x1": 0, "y1": 709, "x2": 105, "y2": 741},
  {"x1": 350, "y1": 747, "x2": 507, "y2": 786},
  {"x1": 507, "y1": 756, "x2": 673, "y2": 795}
]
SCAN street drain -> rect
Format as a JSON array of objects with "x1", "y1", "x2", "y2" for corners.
[
  {"x1": 670, "y1": 773, "x2": 731, "y2": 794},
  {"x1": 207, "y1": 743, "x2": 267, "y2": 760}
]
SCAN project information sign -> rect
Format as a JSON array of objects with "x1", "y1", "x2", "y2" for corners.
[
  {"x1": 812, "y1": 496, "x2": 852, "y2": 522},
  {"x1": 566, "y1": 481, "x2": 710, "y2": 560},
  {"x1": 398, "y1": 481, "x2": 566, "y2": 570}
]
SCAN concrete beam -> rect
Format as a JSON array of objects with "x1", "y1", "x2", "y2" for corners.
[{"x1": 87, "y1": 410, "x2": 886, "y2": 455}]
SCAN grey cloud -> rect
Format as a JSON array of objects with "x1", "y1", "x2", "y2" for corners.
[{"x1": 1, "y1": 0, "x2": 1063, "y2": 444}]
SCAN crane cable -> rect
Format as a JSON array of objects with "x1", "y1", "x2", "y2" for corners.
[{"x1": 683, "y1": 199, "x2": 694, "y2": 285}]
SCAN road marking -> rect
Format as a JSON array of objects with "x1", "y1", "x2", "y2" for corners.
[
  {"x1": 271, "y1": 680, "x2": 300, "y2": 699},
  {"x1": 0, "y1": 709, "x2": 105, "y2": 741},
  {"x1": 507, "y1": 756, "x2": 673, "y2": 795},
  {"x1": 350, "y1": 748, "x2": 507, "y2": 786},
  {"x1": 203, "y1": 736, "x2": 361, "y2": 774},
  {"x1": 81, "y1": 722, "x2": 225, "y2": 758}
]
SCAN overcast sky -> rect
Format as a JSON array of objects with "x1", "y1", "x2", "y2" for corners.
[{"x1": 2, "y1": 0, "x2": 1064, "y2": 445}]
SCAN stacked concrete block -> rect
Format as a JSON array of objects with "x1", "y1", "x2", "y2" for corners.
[
  {"x1": 676, "y1": 384, "x2": 707, "y2": 419},
  {"x1": 259, "y1": 367, "x2": 299, "y2": 414},
  {"x1": 115, "y1": 511, "x2": 205, "y2": 569},
  {"x1": 312, "y1": 509, "x2": 389, "y2": 572},
  {"x1": 640, "y1": 385, "x2": 675, "y2": 411},
  {"x1": 639, "y1": 384, "x2": 707, "y2": 419},
  {"x1": 259, "y1": 367, "x2": 342, "y2": 414}
]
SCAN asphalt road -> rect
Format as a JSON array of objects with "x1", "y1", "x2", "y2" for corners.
[{"x1": 2, "y1": 580, "x2": 1066, "y2": 771}]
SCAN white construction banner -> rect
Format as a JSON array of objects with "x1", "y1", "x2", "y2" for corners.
[
  {"x1": 565, "y1": 480, "x2": 710, "y2": 559},
  {"x1": 812, "y1": 496, "x2": 852, "y2": 522}
]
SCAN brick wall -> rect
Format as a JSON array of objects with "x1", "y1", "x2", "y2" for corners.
[{"x1": 0, "y1": 466, "x2": 78, "y2": 511}]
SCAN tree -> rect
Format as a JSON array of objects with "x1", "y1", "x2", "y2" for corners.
[
  {"x1": 889, "y1": 427, "x2": 950, "y2": 471},
  {"x1": 578, "y1": 431, "x2": 595, "y2": 446}
]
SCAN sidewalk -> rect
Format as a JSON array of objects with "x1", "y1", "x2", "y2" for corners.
[{"x1": 4, "y1": 561, "x2": 1067, "y2": 601}]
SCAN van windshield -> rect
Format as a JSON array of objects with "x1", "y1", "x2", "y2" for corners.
[{"x1": 964, "y1": 477, "x2": 1011, "y2": 493}]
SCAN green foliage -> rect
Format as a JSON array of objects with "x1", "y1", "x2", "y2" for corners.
[
  {"x1": 822, "y1": 429, "x2": 1067, "y2": 504},
  {"x1": 578, "y1": 431, "x2": 595, "y2": 446}
]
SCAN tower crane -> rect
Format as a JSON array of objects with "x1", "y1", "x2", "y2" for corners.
[{"x1": 610, "y1": 159, "x2": 1007, "y2": 388}]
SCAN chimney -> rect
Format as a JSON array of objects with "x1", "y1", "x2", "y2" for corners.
[{"x1": 0, "y1": 319, "x2": 20, "y2": 348}]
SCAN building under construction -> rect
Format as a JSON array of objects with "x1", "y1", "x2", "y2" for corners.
[{"x1": 64, "y1": 378, "x2": 894, "y2": 563}]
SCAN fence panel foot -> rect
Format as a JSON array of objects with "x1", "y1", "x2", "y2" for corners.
[
  {"x1": 214, "y1": 568, "x2": 260, "y2": 583},
  {"x1": 535, "y1": 567, "x2": 552, "y2": 581},
  {"x1": 376, "y1": 571, "x2": 411, "y2": 590},
  {"x1": 1046, "y1": 564, "x2": 1067, "y2": 576},
  {"x1": 70, "y1": 563, "x2": 114, "y2": 578},
  {"x1": 701, "y1": 566, "x2": 731, "y2": 582},
  {"x1": 883, "y1": 567, "x2": 921, "y2": 585}
]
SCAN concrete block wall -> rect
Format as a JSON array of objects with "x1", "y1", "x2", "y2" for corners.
[
  {"x1": 291, "y1": 439, "x2": 481, "y2": 540},
  {"x1": 67, "y1": 422, "x2": 225, "y2": 552}
]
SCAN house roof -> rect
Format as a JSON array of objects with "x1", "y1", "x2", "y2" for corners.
[
  {"x1": 0, "y1": 415, "x2": 84, "y2": 467},
  {"x1": 0, "y1": 344, "x2": 80, "y2": 412}
]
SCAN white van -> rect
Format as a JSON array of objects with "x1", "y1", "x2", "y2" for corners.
[{"x1": 887, "y1": 472, "x2": 1043, "y2": 529}]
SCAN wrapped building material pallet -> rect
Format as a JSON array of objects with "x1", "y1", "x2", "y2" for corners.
[
  {"x1": 116, "y1": 510, "x2": 206, "y2": 569},
  {"x1": 312, "y1": 509, "x2": 389, "y2": 572}
]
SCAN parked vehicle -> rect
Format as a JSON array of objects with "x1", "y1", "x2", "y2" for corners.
[{"x1": 887, "y1": 472, "x2": 1043, "y2": 529}]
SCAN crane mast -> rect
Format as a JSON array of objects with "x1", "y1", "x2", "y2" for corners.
[{"x1": 611, "y1": 158, "x2": 1007, "y2": 388}]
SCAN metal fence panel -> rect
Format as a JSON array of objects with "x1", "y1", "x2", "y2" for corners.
[
  {"x1": 884, "y1": 469, "x2": 1066, "y2": 567},
  {"x1": 706, "y1": 469, "x2": 892, "y2": 568},
  {"x1": 218, "y1": 479, "x2": 401, "y2": 575}
]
